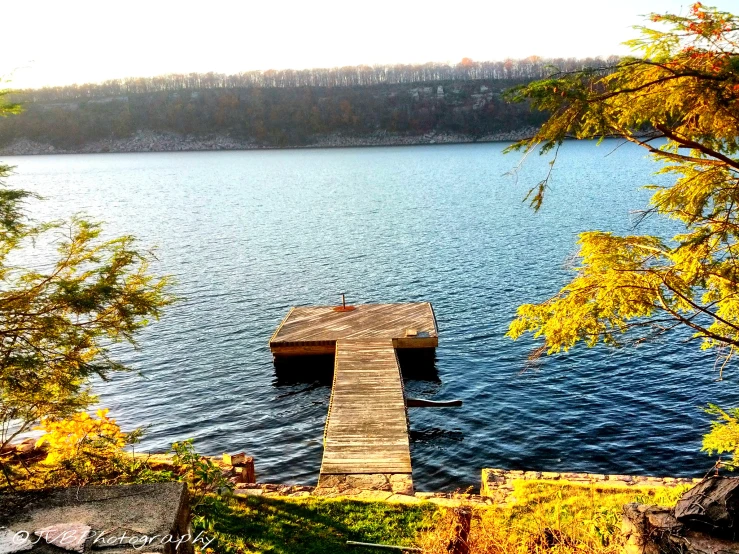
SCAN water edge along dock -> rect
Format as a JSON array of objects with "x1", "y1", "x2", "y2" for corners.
[{"x1": 269, "y1": 302, "x2": 439, "y2": 491}]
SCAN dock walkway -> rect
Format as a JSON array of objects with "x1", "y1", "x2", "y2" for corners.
[{"x1": 321, "y1": 339, "x2": 411, "y2": 475}]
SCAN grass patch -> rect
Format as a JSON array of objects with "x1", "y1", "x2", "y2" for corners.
[
  {"x1": 194, "y1": 495, "x2": 437, "y2": 554},
  {"x1": 194, "y1": 481, "x2": 692, "y2": 553},
  {"x1": 418, "y1": 480, "x2": 692, "y2": 554}
]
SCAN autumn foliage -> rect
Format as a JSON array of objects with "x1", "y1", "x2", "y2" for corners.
[
  {"x1": 505, "y1": 3, "x2": 739, "y2": 466},
  {"x1": 506, "y1": 4, "x2": 739, "y2": 363},
  {"x1": 31, "y1": 409, "x2": 139, "y2": 485},
  {"x1": 0, "y1": 86, "x2": 174, "y2": 486}
]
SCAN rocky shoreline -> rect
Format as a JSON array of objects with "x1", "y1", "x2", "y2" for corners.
[
  {"x1": 0, "y1": 128, "x2": 537, "y2": 156},
  {"x1": 481, "y1": 468, "x2": 701, "y2": 505}
]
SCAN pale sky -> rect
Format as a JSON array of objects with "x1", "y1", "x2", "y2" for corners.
[{"x1": 4, "y1": 0, "x2": 739, "y2": 89}]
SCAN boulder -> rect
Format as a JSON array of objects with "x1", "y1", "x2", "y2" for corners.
[
  {"x1": 622, "y1": 503, "x2": 682, "y2": 554},
  {"x1": 675, "y1": 477, "x2": 739, "y2": 538},
  {"x1": 0, "y1": 482, "x2": 192, "y2": 554}
]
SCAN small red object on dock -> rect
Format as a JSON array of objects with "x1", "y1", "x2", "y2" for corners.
[{"x1": 333, "y1": 292, "x2": 356, "y2": 312}]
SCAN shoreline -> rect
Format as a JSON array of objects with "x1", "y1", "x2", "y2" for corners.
[
  {"x1": 0, "y1": 128, "x2": 537, "y2": 157},
  {"x1": 3, "y1": 439, "x2": 705, "y2": 505},
  {"x1": 139, "y1": 450, "x2": 701, "y2": 502}
]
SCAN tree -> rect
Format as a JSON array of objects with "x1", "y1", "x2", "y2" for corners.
[
  {"x1": 505, "y1": 4, "x2": 739, "y2": 371},
  {"x1": 0, "y1": 86, "x2": 174, "y2": 483}
]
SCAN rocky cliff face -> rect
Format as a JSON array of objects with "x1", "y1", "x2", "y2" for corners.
[{"x1": 0, "y1": 128, "x2": 538, "y2": 156}]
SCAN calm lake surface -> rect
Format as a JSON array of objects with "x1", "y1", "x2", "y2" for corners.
[{"x1": 7, "y1": 141, "x2": 739, "y2": 490}]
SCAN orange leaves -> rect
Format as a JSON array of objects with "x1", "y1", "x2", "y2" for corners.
[{"x1": 684, "y1": 4, "x2": 732, "y2": 39}]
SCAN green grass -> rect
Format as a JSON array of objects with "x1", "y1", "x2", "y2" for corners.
[
  {"x1": 193, "y1": 482, "x2": 694, "y2": 554},
  {"x1": 193, "y1": 495, "x2": 438, "y2": 554}
]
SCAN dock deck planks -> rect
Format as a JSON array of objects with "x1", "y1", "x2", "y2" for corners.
[
  {"x1": 320, "y1": 339, "x2": 412, "y2": 475},
  {"x1": 269, "y1": 302, "x2": 437, "y2": 356}
]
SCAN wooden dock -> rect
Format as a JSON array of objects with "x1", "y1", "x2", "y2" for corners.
[{"x1": 269, "y1": 302, "x2": 439, "y2": 489}]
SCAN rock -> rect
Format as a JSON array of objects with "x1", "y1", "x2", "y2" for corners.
[
  {"x1": 34, "y1": 523, "x2": 91, "y2": 552},
  {"x1": 675, "y1": 477, "x2": 739, "y2": 538},
  {"x1": 234, "y1": 482, "x2": 262, "y2": 490},
  {"x1": 386, "y1": 494, "x2": 422, "y2": 504},
  {"x1": 426, "y1": 497, "x2": 459, "y2": 507},
  {"x1": 233, "y1": 488, "x2": 263, "y2": 497},
  {"x1": 355, "y1": 490, "x2": 393, "y2": 502},
  {"x1": 0, "y1": 482, "x2": 191, "y2": 554},
  {"x1": 624, "y1": 501, "x2": 739, "y2": 554},
  {"x1": 0, "y1": 127, "x2": 542, "y2": 156},
  {"x1": 682, "y1": 531, "x2": 739, "y2": 553},
  {"x1": 237, "y1": 462, "x2": 255, "y2": 484},
  {"x1": 290, "y1": 485, "x2": 314, "y2": 493},
  {"x1": 622, "y1": 503, "x2": 682, "y2": 554},
  {"x1": 316, "y1": 474, "x2": 343, "y2": 489},
  {"x1": 561, "y1": 473, "x2": 590, "y2": 482},
  {"x1": 222, "y1": 452, "x2": 246, "y2": 466},
  {"x1": 481, "y1": 467, "x2": 698, "y2": 505},
  {"x1": 329, "y1": 474, "x2": 392, "y2": 492},
  {"x1": 389, "y1": 474, "x2": 414, "y2": 496},
  {"x1": 0, "y1": 528, "x2": 34, "y2": 553},
  {"x1": 7, "y1": 439, "x2": 43, "y2": 461}
]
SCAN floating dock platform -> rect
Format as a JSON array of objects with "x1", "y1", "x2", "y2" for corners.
[
  {"x1": 269, "y1": 302, "x2": 439, "y2": 491},
  {"x1": 269, "y1": 302, "x2": 438, "y2": 357}
]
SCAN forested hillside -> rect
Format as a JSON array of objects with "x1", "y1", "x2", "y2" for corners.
[{"x1": 0, "y1": 57, "x2": 618, "y2": 153}]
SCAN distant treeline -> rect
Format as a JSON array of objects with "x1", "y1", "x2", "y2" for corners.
[
  {"x1": 16, "y1": 57, "x2": 619, "y2": 100},
  {"x1": 1, "y1": 57, "x2": 619, "y2": 149}
]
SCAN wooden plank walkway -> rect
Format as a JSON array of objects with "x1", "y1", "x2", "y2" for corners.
[
  {"x1": 269, "y1": 302, "x2": 437, "y2": 356},
  {"x1": 320, "y1": 339, "x2": 412, "y2": 475}
]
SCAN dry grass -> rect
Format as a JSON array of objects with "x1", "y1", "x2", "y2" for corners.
[{"x1": 417, "y1": 480, "x2": 690, "y2": 554}]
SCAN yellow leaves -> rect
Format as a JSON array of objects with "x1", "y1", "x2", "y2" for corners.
[
  {"x1": 702, "y1": 405, "x2": 739, "y2": 468},
  {"x1": 505, "y1": 6, "x2": 739, "y2": 361},
  {"x1": 507, "y1": 232, "x2": 704, "y2": 354},
  {"x1": 509, "y1": 217, "x2": 739, "y2": 355},
  {"x1": 35, "y1": 409, "x2": 127, "y2": 467}
]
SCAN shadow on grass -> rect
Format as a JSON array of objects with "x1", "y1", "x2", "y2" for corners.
[{"x1": 197, "y1": 495, "x2": 436, "y2": 554}]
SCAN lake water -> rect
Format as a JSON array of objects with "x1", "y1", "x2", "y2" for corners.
[{"x1": 6, "y1": 141, "x2": 739, "y2": 490}]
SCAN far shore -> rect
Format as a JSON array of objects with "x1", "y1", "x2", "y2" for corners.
[{"x1": 0, "y1": 128, "x2": 538, "y2": 157}]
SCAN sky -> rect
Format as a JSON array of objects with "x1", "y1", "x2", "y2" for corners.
[{"x1": 4, "y1": 0, "x2": 739, "y2": 89}]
